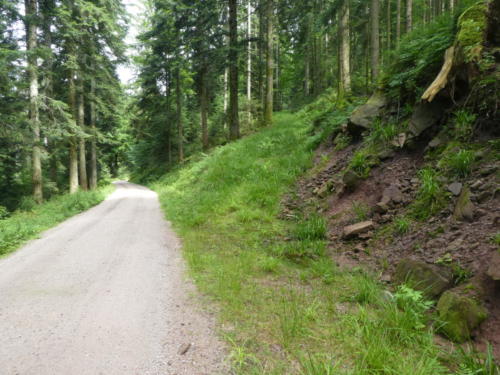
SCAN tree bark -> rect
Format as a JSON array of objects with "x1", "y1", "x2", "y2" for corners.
[
  {"x1": 264, "y1": 0, "x2": 274, "y2": 126},
  {"x1": 396, "y1": 0, "x2": 401, "y2": 46},
  {"x1": 247, "y1": 0, "x2": 252, "y2": 125},
  {"x1": 339, "y1": 0, "x2": 351, "y2": 94},
  {"x1": 228, "y1": 0, "x2": 240, "y2": 139},
  {"x1": 387, "y1": 0, "x2": 391, "y2": 51},
  {"x1": 371, "y1": 0, "x2": 380, "y2": 82},
  {"x1": 68, "y1": 69, "x2": 79, "y2": 194},
  {"x1": 406, "y1": 0, "x2": 413, "y2": 33},
  {"x1": 200, "y1": 67, "x2": 209, "y2": 151},
  {"x1": 176, "y1": 68, "x2": 184, "y2": 162},
  {"x1": 78, "y1": 85, "x2": 88, "y2": 191},
  {"x1": 25, "y1": 0, "x2": 43, "y2": 203},
  {"x1": 89, "y1": 72, "x2": 97, "y2": 190}
]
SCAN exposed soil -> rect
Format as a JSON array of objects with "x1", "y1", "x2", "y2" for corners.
[{"x1": 282, "y1": 136, "x2": 500, "y2": 358}]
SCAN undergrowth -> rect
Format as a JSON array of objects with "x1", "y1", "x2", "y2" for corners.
[
  {"x1": 0, "y1": 187, "x2": 112, "y2": 256},
  {"x1": 150, "y1": 112, "x2": 489, "y2": 374}
]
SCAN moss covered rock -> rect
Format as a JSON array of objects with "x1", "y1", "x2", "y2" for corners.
[
  {"x1": 457, "y1": 1, "x2": 489, "y2": 63},
  {"x1": 348, "y1": 91, "x2": 387, "y2": 133},
  {"x1": 453, "y1": 187, "x2": 475, "y2": 222},
  {"x1": 437, "y1": 289, "x2": 488, "y2": 342},
  {"x1": 394, "y1": 259, "x2": 453, "y2": 298}
]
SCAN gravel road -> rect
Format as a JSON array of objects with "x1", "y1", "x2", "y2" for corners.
[{"x1": 0, "y1": 181, "x2": 228, "y2": 375}]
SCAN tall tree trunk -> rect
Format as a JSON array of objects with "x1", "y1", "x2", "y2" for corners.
[
  {"x1": 264, "y1": 0, "x2": 274, "y2": 126},
  {"x1": 396, "y1": 0, "x2": 401, "y2": 46},
  {"x1": 176, "y1": 68, "x2": 184, "y2": 162},
  {"x1": 247, "y1": 0, "x2": 252, "y2": 125},
  {"x1": 406, "y1": 0, "x2": 413, "y2": 33},
  {"x1": 371, "y1": 0, "x2": 380, "y2": 82},
  {"x1": 228, "y1": 0, "x2": 240, "y2": 139},
  {"x1": 89, "y1": 72, "x2": 97, "y2": 190},
  {"x1": 78, "y1": 85, "x2": 88, "y2": 191},
  {"x1": 68, "y1": 69, "x2": 79, "y2": 194},
  {"x1": 339, "y1": 0, "x2": 351, "y2": 94},
  {"x1": 25, "y1": 0, "x2": 43, "y2": 203},
  {"x1": 200, "y1": 67, "x2": 209, "y2": 151},
  {"x1": 387, "y1": 0, "x2": 391, "y2": 51}
]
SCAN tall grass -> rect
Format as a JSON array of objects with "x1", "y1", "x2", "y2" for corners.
[{"x1": 0, "y1": 187, "x2": 111, "y2": 256}]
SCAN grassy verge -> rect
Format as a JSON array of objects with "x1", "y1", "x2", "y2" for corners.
[
  {"x1": 152, "y1": 113, "x2": 492, "y2": 374},
  {"x1": 0, "y1": 186, "x2": 113, "y2": 257}
]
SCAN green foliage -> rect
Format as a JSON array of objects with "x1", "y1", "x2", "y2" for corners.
[
  {"x1": 457, "y1": 1, "x2": 488, "y2": 63},
  {"x1": 394, "y1": 285, "x2": 434, "y2": 330},
  {"x1": 440, "y1": 149, "x2": 476, "y2": 178},
  {"x1": 0, "y1": 205, "x2": 9, "y2": 220},
  {"x1": 349, "y1": 149, "x2": 375, "y2": 178},
  {"x1": 366, "y1": 120, "x2": 398, "y2": 146},
  {"x1": 384, "y1": 15, "x2": 455, "y2": 100},
  {"x1": 393, "y1": 216, "x2": 411, "y2": 235},
  {"x1": 454, "y1": 109, "x2": 477, "y2": 140},
  {"x1": 454, "y1": 344, "x2": 500, "y2": 375},
  {"x1": 0, "y1": 187, "x2": 110, "y2": 256},
  {"x1": 412, "y1": 168, "x2": 449, "y2": 220}
]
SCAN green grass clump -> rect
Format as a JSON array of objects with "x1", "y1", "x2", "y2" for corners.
[
  {"x1": 412, "y1": 167, "x2": 449, "y2": 220},
  {"x1": 352, "y1": 200, "x2": 370, "y2": 222},
  {"x1": 453, "y1": 109, "x2": 476, "y2": 141},
  {"x1": 366, "y1": 120, "x2": 398, "y2": 146},
  {"x1": 453, "y1": 344, "x2": 500, "y2": 375},
  {"x1": 348, "y1": 149, "x2": 377, "y2": 178},
  {"x1": 292, "y1": 214, "x2": 327, "y2": 241},
  {"x1": 0, "y1": 187, "x2": 111, "y2": 256},
  {"x1": 393, "y1": 216, "x2": 412, "y2": 235},
  {"x1": 441, "y1": 149, "x2": 476, "y2": 178}
]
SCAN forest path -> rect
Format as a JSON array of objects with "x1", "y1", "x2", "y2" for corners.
[{"x1": 0, "y1": 181, "x2": 227, "y2": 375}]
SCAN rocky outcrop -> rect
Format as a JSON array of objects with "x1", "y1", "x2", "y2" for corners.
[
  {"x1": 486, "y1": 251, "x2": 500, "y2": 281},
  {"x1": 437, "y1": 289, "x2": 488, "y2": 342},
  {"x1": 393, "y1": 259, "x2": 453, "y2": 298},
  {"x1": 348, "y1": 92, "x2": 387, "y2": 134},
  {"x1": 408, "y1": 100, "x2": 446, "y2": 137}
]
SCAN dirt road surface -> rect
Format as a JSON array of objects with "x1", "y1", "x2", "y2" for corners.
[{"x1": 0, "y1": 182, "x2": 228, "y2": 375}]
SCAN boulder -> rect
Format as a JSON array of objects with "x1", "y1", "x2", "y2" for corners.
[
  {"x1": 437, "y1": 289, "x2": 488, "y2": 342},
  {"x1": 393, "y1": 259, "x2": 453, "y2": 298},
  {"x1": 486, "y1": 251, "x2": 500, "y2": 281},
  {"x1": 408, "y1": 100, "x2": 445, "y2": 137},
  {"x1": 348, "y1": 92, "x2": 388, "y2": 133},
  {"x1": 381, "y1": 185, "x2": 404, "y2": 205},
  {"x1": 342, "y1": 221, "x2": 374, "y2": 239},
  {"x1": 453, "y1": 187, "x2": 475, "y2": 222}
]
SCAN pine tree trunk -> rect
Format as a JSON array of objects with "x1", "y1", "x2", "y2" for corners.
[
  {"x1": 371, "y1": 0, "x2": 380, "y2": 81},
  {"x1": 396, "y1": 0, "x2": 401, "y2": 46},
  {"x1": 25, "y1": 0, "x2": 43, "y2": 204},
  {"x1": 339, "y1": 0, "x2": 351, "y2": 94},
  {"x1": 200, "y1": 67, "x2": 209, "y2": 151},
  {"x1": 78, "y1": 87, "x2": 88, "y2": 191},
  {"x1": 264, "y1": 0, "x2": 274, "y2": 126},
  {"x1": 176, "y1": 69, "x2": 184, "y2": 162},
  {"x1": 89, "y1": 73, "x2": 97, "y2": 190},
  {"x1": 228, "y1": 0, "x2": 240, "y2": 139},
  {"x1": 387, "y1": 0, "x2": 391, "y2": 50},
  {"x1": 247, "y1": 0, "x2": 252, "y2": 125},
  {"x1": 406, "y1": 0, "x2": 413, "y2": 33},
  {"x1": 68, "y1": 70, "x2": 79, "y2": 194}
]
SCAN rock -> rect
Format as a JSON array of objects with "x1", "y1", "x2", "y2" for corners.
[
  {"x1": 427, "y1": 133, "x2": 448, "y2": 148},
  {"x1": 374, "y1": 202, "x2": 389, "y2": 214},
  {"x1": 408, "y1": 100, "x2": 446, "y2": 137},
  {"x1": 314, "y1": 181, "x2": 333, "y2": 198},
  {"x1": 348, "y1": 91, "x2": 388, "y2": 133},
  {"x1": 470, "y1": 180, "x2": 484, "y2": 191},
  {"x1": 479, "y1": 165, "x2": 497, "y2": 176},
  {"x1": 378, "y1": 148, "x2": 396, "y2": 160},
  {"x1": 437, "y1": 290, "x2": 488, "y2": 342},
  {"x1": 391, "y1": 133, "x2": 407, "y2": 148},
  {"x1": 393, "y1": 259, "x2": 453, "y2": 298},
  {"x1": 342, "y1": 221, "x2": 374, "y2": 239},
  {"x1": 178, "y1": 342, "x2": 192, "y2": 355},
  {"x1": 453, "y1": 187, "x2": 475, "y2": 222},
  {"x1": 486, "y1": 251, "x2": 500, "y2": 281},
  {"x1": 343, "y1": 169, "x2": 361, "y2": 191},
  {"x1": 447, "y1": 182, "x2": 463, "y2": 196},
  {"x1": 381, "y1": 185, "x2": 404, "y2": 204},
  {"x1": 475, "y1": 190, "x2": 491, "y2": 203}
]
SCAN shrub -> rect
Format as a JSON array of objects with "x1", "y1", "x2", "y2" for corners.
[
  {"x1": 393, "y1": 216, "x2": 411, "y2": 235},
  {"x1": 0, "y1": 206, "x2": 9, "y2": 220},
  {"x1": 349, "y1": 149, "x2": 375, "y2": 178},
  {"x1": 394, "y1": 285, "x2": 433, "y2": 330},
  {"x1": 447, "y1": 149, "x2": 475, "y2": 178},
  {"x1": 367, "y1": 120, "x2": 398, "y2": 146},
  {"x1": 18, "y1": 196, "x2": 36, "y2": 212}
]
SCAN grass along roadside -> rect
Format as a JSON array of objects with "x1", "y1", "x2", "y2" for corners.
[
  {"x1": 0, "y1": 185, "x2": 113, "y2": 257},
  {"x1": 152, "y1": 112, "x2": 494, "y2": 374}
]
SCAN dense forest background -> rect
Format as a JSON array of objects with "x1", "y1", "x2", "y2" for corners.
[{"x1": 0, "y1": 0, "x2": 486, "y2": 210}]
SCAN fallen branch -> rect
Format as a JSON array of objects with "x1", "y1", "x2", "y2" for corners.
[{"x1": 421, "y1": 46, "x2": 456, "y2": 102}]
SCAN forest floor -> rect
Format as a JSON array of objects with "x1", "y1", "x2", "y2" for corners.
[{"x1": 0, "y1": 181, "x2": 227, "y2": 375}]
